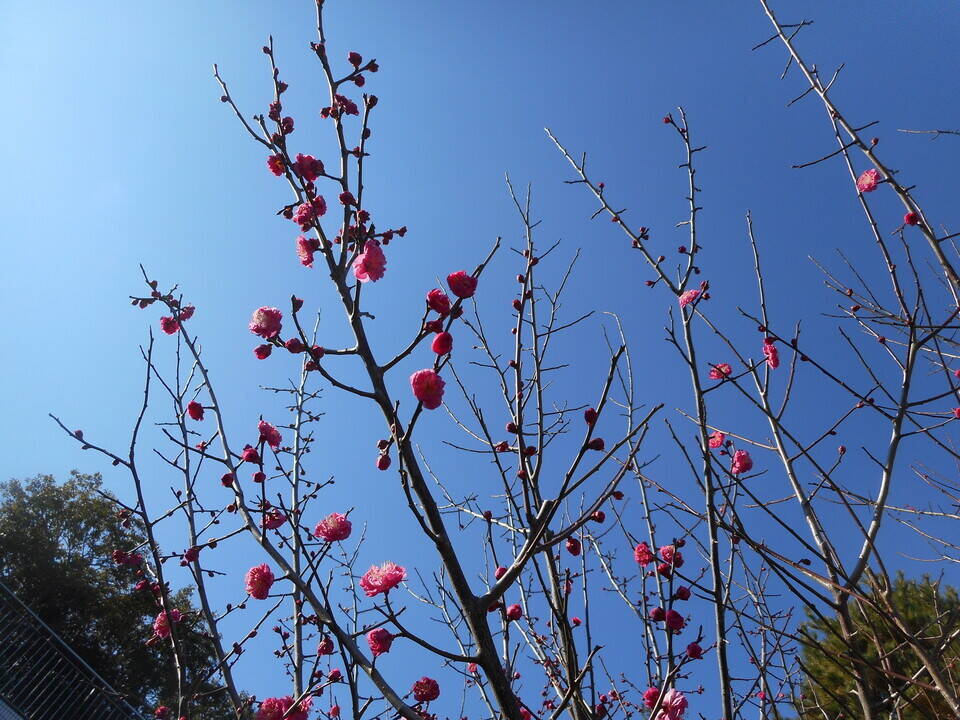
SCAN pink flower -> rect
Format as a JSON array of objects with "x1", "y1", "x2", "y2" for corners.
[
  {"x1": 254, "y1": 344, "x2": 273, "y2": 360},
  {"x1": 261, "y1": 509, "x2": 287, "y2": 530},
  {"x1": 348, "y1": 51, "x2": 362, "y2": 67},
  {"x1": 317, "y1": 636, "x2": 334, "y2": 655},
  {"x1": 708, "y1": 430, "x2": 725, "y2": 449},
  {"x1": 904, "y1": 211, "x2": 919, "y2": 226},
  {"x1": 412, "y1": 677, "x2": 440, "y2": 703},
  {"x1": 353, "y1": 240, "x2": 387, "y2": 282},
  {"x1": 678, "y1": 289, "x2": 700, "y2": 308},
  {"x1": 256, "y1": 696, "x2": 312, "y2": 720},
  {"x1": 431, "y1": 332, "x2": 453, "y2": 355},
  {"x1": 245, "y1": 564, "x2": 275, "y2": 600},
  {"x1": 154, "y1": 706, "x2": 170, "y2": 719},
  {"x1": 657, "y1": 689, "x2": 688, "y2": 720},
  {"x1": 856, "y1": 168, "x2": 881, "y2": 193},
  {"x1": 763, "y1": 341, "x2": 780, "y2": 369},
  {"x1": 266, "y1": 154, "x2": 285, "y2": 176},
  {"x1": 664, "y1": 609, "x2": 684, "y2": 631},
  {"x1": 506, "y1": 603, "x2": 523, "y2": 621},
  {"x1": 186, "y1": 401, "x2": 204, "y2": 421},
  {"x1": 731, "y1": 449, "x2": 753, "y2": 475},
  {"x1": 708, "y1": 363, "x2": 731, "y2": 380},
  {"x1": 366, "y1": 628, "x2": 393, "y2": 656},
  {"x1": 674, "y1": 586, "x2": 691, "y2": 601},
  {"x1": 586, "y1": 437, "x2": 605, "y2": 451},
  {"x1": 447, "y1": 270, "x2": 478, "y2": 299},
  {"x1": 359, "y1": 561, "x2": 407, "y2": 597},
  {"x1": 571, "y1": 616, "x2": 582, "y2": 627},
  {"x1": 160, "y1": 316, "x2": 180, "y2": 335},
  {"x1": 241, "y1": 445, "x2": 261, "y2": 463},
  {"x1": 314, "y1": 512, "x2": 352, "y2": 542},
  {"x1": 293, "y1": 153, "x2": 324, "y2": 182},
  {"x1": 183, "y1": 546, "x2": 200, "y2": 563},
  {"x1": 642, "y1": 686, "x2": 660, "y2": 709},
  {"x1": 249, "y1": 307, "x2": 283, "y2": 339},
  {"x1": 297, "y1": 236, "x2": 321, "y2": 268},
  {"x1": 659, "y1": 545, "x2": 684, "y2": 568},
  {"x1": 259, "y1": 420, "x2": 282, "y2": 449},
  {"x1": 426, "y1": 289, "x2": 451, "y2": 315},
  {"x1": 686, "y1": 642, "x2": 703, "y2": 659},
  {"x1": 565, "y1": 537, "x2": 581, "y2": 556},
  {"x1": 153, "y1": 609, "x2": 182, "y2": 639},
  {"x1": 179, "y1": 305, "x2": 195, "y2": 321},
  {"x1": 649, "y1": 606, "x2": 665, "y2": 622},
  {"x1": 292, "y1": 196, "x2": 328, "y2": 230},
  {"x1": 494, "y1": 566, "x2": 507, "y2": 579},
  {"x1": 410, "y1": 369, "x2": 445, "y2": 409},
  {"x1": 584, "y1": 408, "x2": 598, "y2": 425},
  {"x1": 333, "y1": 94, "x2": 359, "y2": 116},
  {"x1": 634, "y1": 541, "x2": 655, "y2": 566}
]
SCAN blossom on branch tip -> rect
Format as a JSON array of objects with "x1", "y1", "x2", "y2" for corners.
[
  {"x1": 245, "y1": 564, "x2": 274, "y2": 599},
  {"x1": 686, "y1": 642, "x2": 703, "y2": 659},
  {"x1": 506, "y1": 604, "x2": 523, "y2": 621},
  {"x1": 266, "y1": 154, "x2": 285, "y2": 176},
  {"x1": 763, "y1": 341, "x2": 780, "y2": 369},
  {"x1": 256, "y1": 696, "x2": 312, "y2": 720},
  {"x1": 634, "y1": 542, "x2": 655, "y2": 566},
  {"x1": 292, "y1": 196, "x2": 327, "y2": 230},
  {"x1": 359, "y1": 561, "x2": 406, "y2": 597},
  {"x1": 412, "y1": 677, "x2": 440, "y2": 703},
  {"x1": 856, "y1": 168, "x2": 881, "y2": 193},
  {"x1": 293, "y1": 153, "x2": 323, "y2": 181},
  {"x1": 153, "y1": 609, "x2": 182, "y2": 639},
  {"x1": 657, "y1": 689, "x2": 688, "y2": 720},
  {"x1": 665, "y1": 609, "x2": 684, "y2": 631},
  {"x1": 731, "y1": 449, "x2": 753, "y2": 475},
  {"x1": 186, "y1": 401, "x2": 204, "y2": 421},
  {"x1": 431, "y1": 331, "x2": 453, "y2": 355},
  {"x1": 426, "y1": 288, "x2": 451, "y2": 315},
  {"x1": 241, "y1": 445, "x2": 261, "y2": 463},
  {"x1": 366, "y1": 627, "x2": 393, "y2": 656},
  {"x1": 353, "y1": 240, "x2": 386, "y2": 282},
  {"x1": 708, "y1": 363, "x2": 731, "y2": 380},
  {"x1": 410, "y1": 369, "x2": 445, "y2": 409},
  {"x1": 447, "y1": 270, "x2": 478, "y2": 299},
  {"x1": 261, "y1": 510, "x2": 287, "y2": 530},
  {"x1": 314, "y1": 512, "x2": 352, "y2": 542},
  {"x1": 643, "y1": 687, "x2": 660, "y2": 709},
  {"x1": 258, "y1": 420, "x2": 282, "y2": 449},
  {"x1": 249, "y1": 307, "x2": 283, "y2": 339},
  {"x1": 708, "y1": 430, "x2": 725, "y2": 449},
  {"x1": 678, "y1": 289, "x2": 700, "y2": 308},
  {"x1": 659, "y1": 545, "x2": 684, "y2": 567},
  {"x1": 297, "y1": 236, "x2": 321, "y2": 268},
  {"x1": 160, "y1": 317, "x2": 180, "y2": 335}
]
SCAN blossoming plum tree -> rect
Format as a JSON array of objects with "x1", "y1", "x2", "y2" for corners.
[{"x1": 50, "y1": 2, "x2": 960, "y2": 720}]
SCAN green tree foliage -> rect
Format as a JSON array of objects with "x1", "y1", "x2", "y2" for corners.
[
  {"x1": 798, "y1": 573, "x2": 960, "y2": 720},
  {"x1": 0, "y1": 472, "x2": 238, "y2": 718}
]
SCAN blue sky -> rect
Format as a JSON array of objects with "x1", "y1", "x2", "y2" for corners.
[{"x1": 2, "y1": 0, "x2": 959, "y2": 716}]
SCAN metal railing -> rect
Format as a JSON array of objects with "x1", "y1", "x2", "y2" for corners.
[{"x1": 0, "y1": 580, "x2": 144, "y2": 720}]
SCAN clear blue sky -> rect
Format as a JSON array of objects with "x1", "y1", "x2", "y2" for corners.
[{"x1": 2, "y1": 0, "x2": 958, "y2": 715}]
